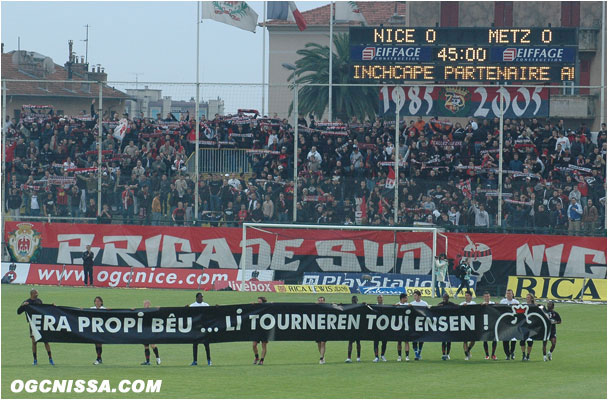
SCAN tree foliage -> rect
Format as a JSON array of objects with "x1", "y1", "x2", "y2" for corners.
[{"x1": 288, "y1": 33, "x2": 378, "y2": 122}]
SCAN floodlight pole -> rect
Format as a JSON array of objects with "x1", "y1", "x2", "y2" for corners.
[
  {"x1": 1, "y1": 80, "x2": 6, "y2": 229},
  {"x1": 497, "y1": 89, "x2": 505, "y2": 227},
  {"x1": 97, "y1": 83, "x2": 103, "y2": 217},
  {"x1": 195, "y1": 2, "x2": 201, "y2": 222},
  {"x1": 394, "y1": 87, "x2": 400, "y2": 223},
  {"x1": 328, "y1": 1, "x2": 334, "y2": 122},
  {"x1": 292, "y1": 84, "x2": 299, "y2": 222}
]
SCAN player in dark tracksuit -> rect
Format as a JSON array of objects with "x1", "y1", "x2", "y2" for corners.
[
  {"x1": 542, "y1": 301, "x2": 562, "y2": 361},
  {"x1": 433, "y1": 293, "x2": 457, "y2": 360},
  {"x1": 17, "y1": 289, "x2": 54, "y2": 366}
]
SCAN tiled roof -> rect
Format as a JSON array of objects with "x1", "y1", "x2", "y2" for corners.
[
  {"x1": 1, "y1": 52, "x2": 129, "y2": 99},
  {"x1": 265, "y1": 2, "x2": 406, "y2": 27}
]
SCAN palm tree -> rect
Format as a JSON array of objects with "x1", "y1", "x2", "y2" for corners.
[{"x1": 287, "y1": 33, "x2": 378, "y2": 122}]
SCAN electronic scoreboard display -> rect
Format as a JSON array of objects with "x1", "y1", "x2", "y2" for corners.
[{"x1": 349, "y1": 27, "x2": 578, "y2": 83}]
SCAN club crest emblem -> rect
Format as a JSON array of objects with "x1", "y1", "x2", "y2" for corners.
[
  {"x1": 441, "y1": 87, "x2": 470, "y2": 115},
  {"x1": 8, "y1": 223, "x2": 41, "y2": 262}
]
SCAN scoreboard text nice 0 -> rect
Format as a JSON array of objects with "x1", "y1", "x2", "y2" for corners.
[{"x1": 349, "y1": 27, "x2": 578, "y2": 83}]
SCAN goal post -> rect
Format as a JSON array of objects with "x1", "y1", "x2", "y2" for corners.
[{"x1": 240, "y1": 223, "x2": 445, "y2": 297}]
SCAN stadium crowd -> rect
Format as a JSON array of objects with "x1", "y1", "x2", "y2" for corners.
[{"x1": 3, "y1": 104, "x2": 606, "y2": 235}]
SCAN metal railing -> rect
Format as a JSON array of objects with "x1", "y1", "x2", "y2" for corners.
[
  {"x1": 192, "y1": 148, "x2": 252, "y2": 174},
  {"x1": 4, "y1": 213, "x2": 606, "y2": 237}
]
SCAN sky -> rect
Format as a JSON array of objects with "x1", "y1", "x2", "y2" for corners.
[{"x1": 1, "y1": 1, "x2": 327, "y2": 109}]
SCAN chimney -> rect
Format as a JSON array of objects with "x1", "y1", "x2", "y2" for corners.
[
  {"x1": 65, "y1": 40, "x2": 74, "y2": 79},
  {"x1": 1, "y1": 43, "x2": 4, "y2": 54}
]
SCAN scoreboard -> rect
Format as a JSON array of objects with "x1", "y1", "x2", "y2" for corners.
[{"x1": 349, "y1": 27, "x2": 578, "y2": 83}]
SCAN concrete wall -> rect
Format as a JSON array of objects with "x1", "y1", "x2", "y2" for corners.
[
  {"x1": 580, "y1": 2, "x2": 603, "y2": 28},
  {"x1": 459, "y1": 2, "x2": 493, "y2": 27},
  {"x1": 407, "y1": 2, "x2": 441, "y2": 26},
  {"x1": 513, "y1": 2, "x2": 561, "y2": 27}
]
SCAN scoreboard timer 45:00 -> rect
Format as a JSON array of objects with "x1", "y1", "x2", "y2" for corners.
[{"x1": 349, "y1": 27, "x2": 578, "y2": 83}]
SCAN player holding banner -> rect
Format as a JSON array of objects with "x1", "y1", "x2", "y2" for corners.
[
  {"x1": 500, "y1": 289, "x2": 519, "y2": 360},
  {"x1": 542, "y1": 301, "x2": 561, "y2": 362},
  {"x1": 189, "y1": 293, "x2": 212, "y2": 366},
  {"x1": 17, "y1": 289, "x2": 55, "y2": 366},
  {"x1": 141, "y1": 300, "x2": 161, "y2": 365},
  {"x1": 480, "y1": 292, "x2": 497, "y2": 360}
]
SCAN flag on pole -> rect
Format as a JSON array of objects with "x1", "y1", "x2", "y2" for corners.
[
  {"x1": 335, "y1": 1, "x2": 367, "y2": 24},
  {"x1": 385, "y1": 167, "x2": 396, "y2": 189},
  {"x1": 267, "y1": 1, "x2": 307, "y2": 31},
  {"x1": 457, "y1": 178, "x2": 472, "y2": 199},
  {"x1": 201, "y1": 1, "x2": 259, "y2": 33},
  {"x1": 113, "y1": 118, "x2": 128, "y2": 142}
]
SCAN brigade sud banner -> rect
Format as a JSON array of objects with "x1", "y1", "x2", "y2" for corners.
[
  {"x1": 379, "y1": 85, "x2": 549, "y2": 119},
  {"x1": 21, "y1": 303, "x2": 552, "y2": 345},
  {"x1": 4, "y1": 222, "x2": 606, "y2": 286}
]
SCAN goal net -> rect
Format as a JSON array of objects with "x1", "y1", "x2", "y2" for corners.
[{"x1": 239, "y1": 223, "x2": 447, "y2": 297}]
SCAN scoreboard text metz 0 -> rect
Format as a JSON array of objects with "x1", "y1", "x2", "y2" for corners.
[{"x1": 349, "y1": 27, "x2": 578, "y2": 83}]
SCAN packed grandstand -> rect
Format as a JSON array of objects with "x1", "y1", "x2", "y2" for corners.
[{"x1": 3, "y1": 105, "x2": 606, "y2": 235}]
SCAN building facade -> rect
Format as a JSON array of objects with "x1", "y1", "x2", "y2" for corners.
[
  {"x1": 1, "y1": 41, "x2": 129, "y2": 118},
  {"x1": 125, "y1": 86, "x2": 225, "y2": 120}
]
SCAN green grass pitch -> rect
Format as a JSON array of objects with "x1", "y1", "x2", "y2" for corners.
[{"x1": 2, "y1": 285, "x2": 606, "y2": 399}]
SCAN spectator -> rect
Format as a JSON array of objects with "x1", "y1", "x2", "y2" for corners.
[
  {"x1": 534, "y1": 204, "x2": 551, "y2": 233},
  {"x1": 7, "y1": 188, "x2": 22, "y2": 220},
  {"x1": 567, "y1": 198, "x2": 583, "y2": 234},
  {"x1": 582, "y1": 198, "x2": 598, "y2": 233},
  {"x1": 262, "y1": 194, "x2": 274, "y2": 221},
  {"x1": 237, "y1": 203, "x2": 249, "y2": 225},
  {"x1": 85, "y1": 198, "x2": 97, "y2": 219},
  {"x1": 552, "y1": 202, "x2": 568, "y2": 231},
  {"x1": 151, "y1": 192, "x2": 162, "y2": 225},
  {"x1": 121, "y1": 186, "x2": 135, "y2": 224},
  {"x1": 99, "y1": 204, "x2": 112, "y2": 224},
  {"x1": 172, "y1": 201, "x2": 186, "y2": 226},
  {"x1": 250, "y1": 202, "x2": 264, "y2": 223},
  {"x1": 469, "y1": 201, "x2": 490, "y2": 228}
]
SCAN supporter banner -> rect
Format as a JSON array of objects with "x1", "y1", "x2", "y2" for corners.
[
  {"x1": 507, "y1": 276, "x2": 607, "y2": 302},
  {"x1": 379, "y1": 86, "x2": 549, "y2": 118},
  {"x1": 21, "y1": 303, "x2": 552, "y2": 344},
  {"x1": 302, "y1": 272, "x2": 477, "y2": 291},
  {"x1": 4, "y1": 223, "x2": 606, "y2": 286},
  {"x1": 1, "y1": 262, "x2": 31, "y2": 284},
  {"x1": 274, "y1": 285, "x2": 351, "y2": 294}
]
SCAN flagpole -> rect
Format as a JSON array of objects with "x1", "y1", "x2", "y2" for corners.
[
  {"x1": 497, "y1": 89, "x2": 504, "y2": 227},
  {"x1": 262, "y1": 1, "x2": 266, "y2": 116},
  {"x1": 195, "y1": 1, "x2": 201, "y2": 223},
  {"x1": 394, "y1": 88, "x2": 400, "y2": 223},
  {"x1": 328, "y1": 1, "x2": 333, "y2": 122}
]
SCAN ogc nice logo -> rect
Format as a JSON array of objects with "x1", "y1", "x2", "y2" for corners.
[{"x1": 8, "y1": 223, "x2": 41, "y2": 262}]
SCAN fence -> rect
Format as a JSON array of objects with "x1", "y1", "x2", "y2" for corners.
[
  {"x1": 2, "y1": 79, "x2": 606, "y2": 237},
  {"x1": 189, "y1": 148, "x2": 252, "y2": 174}
]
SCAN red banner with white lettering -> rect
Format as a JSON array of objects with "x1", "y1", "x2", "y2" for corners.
[{"x1": 4, "y1": 222, "x2": 606, "y2": 285}]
